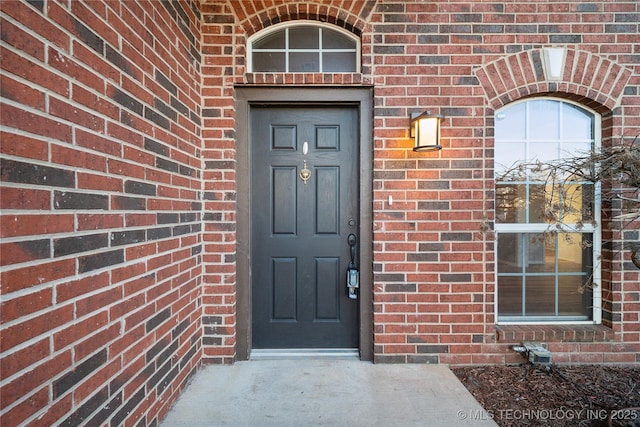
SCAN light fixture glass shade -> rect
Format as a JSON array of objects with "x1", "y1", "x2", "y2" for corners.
[{"x1": 411, "y1": 112, "x2": 444, "y2": 151}]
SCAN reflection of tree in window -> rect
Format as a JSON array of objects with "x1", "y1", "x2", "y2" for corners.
[{"x1": 494, "y1": 99, "x2": 599, "y2": 322}]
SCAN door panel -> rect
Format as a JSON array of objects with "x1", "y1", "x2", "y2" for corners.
[
  {"x1": 315, "y1": 167, "x2": 339, "y2": 234},
  {"x1": 272, "y1": 167, "x2": 297, "y2": 234},
  {"x1": 315, "y1": 257, "x2": 340, "y2": 319},
  {"x1": 272, "y1": 258, "x2": 297, "y2": 320},
  {"x1": 251, "y1": 106, "x2": 359, "y2": 348}
]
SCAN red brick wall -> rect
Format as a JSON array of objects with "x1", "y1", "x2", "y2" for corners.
[
  {"x1": 1, "y1": 1, "x2": 203, "y2": 425},
  {"x1": 199, "y1": 1, "x2": 238, "y2": 364},
  {"x1": 199, "y1": 0, "x2": 640, "y2": 365}
]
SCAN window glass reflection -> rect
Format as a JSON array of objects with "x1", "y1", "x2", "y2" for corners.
[
  {"x1": 253, "y1": 52, "x2": 285, "y2": 72},
  {"x1": 524, "y1": 235, "x2": 552, "y2": 273},
  {"x1": 496, "y1": 184, "x2": 526, "y2": 223},
  {"x1": 290, "y1": 26, "x2": 319, "y2": 49},
  {"x1": 497, "y1": 231, "x2": 593, "y2": 320},
  {"x1": 495, "y1": 102, "x2": 526, "y2": 141},
  {"x1": 528, "y1": 184, "x2": 550, "y2": 223},
  {"x1": 254, "y1": 32, "x2": 285, "y2": 49},
  {"x1": 529, "y1": 141, "x2": 558, "y2": 163},
  {"x1": 290, "y1": 52, "x2": 319, "y2": 72},
  {"x1": 525, "y1": 276, "x2": 555, "y2": 316},
  {"x1": 497, "y1": 233, "x2": 522, "y2": 273},
  {"x1": 557, "y1": 233, "x2": 592, "y2": 273},
  {"x1": 562, "y1": 104, "x2": 593, "y2": 141},
  {"x1": 323, "y1": 52, "x2": 357, "y2": 72},
  {"x1": 529, "y1": 100, "x2": 560, "y2": 140},
  {"x1": 559, "y1": 184, "x2": 594, "y2": 223},
  {"x1": 497, "y1": 276, "x2": 523, "y2": 316},
  {"x1": 562, "y1": 141, "x2": 591, "y2": 157},
  {"x1": 323, "y1": 30, "x2": 356, "y2": 49},
  {"x1": 558, "y1": 276, "x2": 591, "y2": 316},
  {"x1": 495, "y1": 141, "x2": 525, "y2": 176}
]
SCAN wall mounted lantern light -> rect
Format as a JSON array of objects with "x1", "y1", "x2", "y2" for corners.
[{"x1": 410, "y1": 111, "x2": 444, "y2": 152}]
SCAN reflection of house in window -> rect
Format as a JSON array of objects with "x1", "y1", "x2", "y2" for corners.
[{"x1": 494, "y1": 98, "x2": 600, "y2": 322}]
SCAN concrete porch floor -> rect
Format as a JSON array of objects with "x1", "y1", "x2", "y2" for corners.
[{"x1": 160, "y1": 358, "x2": 498, "y2": 427}]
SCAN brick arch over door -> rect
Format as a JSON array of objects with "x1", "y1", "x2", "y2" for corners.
[
  {"x1": 475, "y1": 48, "x2": 633, "y2": 111},
  {"x1": 231, "y1": 1, "x2": 374, "y2": 37}
]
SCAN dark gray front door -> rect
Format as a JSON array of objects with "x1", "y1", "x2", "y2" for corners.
[{"x1": 251, "y1": 106, "x2": 359, "y2": 348}]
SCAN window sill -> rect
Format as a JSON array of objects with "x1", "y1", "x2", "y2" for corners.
[{"x1": 495, "y1": 324, "x2": 613, "y2": 343}]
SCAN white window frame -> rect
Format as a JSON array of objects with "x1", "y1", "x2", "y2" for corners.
[
  {"x1": 247, "y1": 22, "x2": 360, "y2": 73},
  {"x1": 494, "y1": 97, "x2": 602, "y2": 325}
]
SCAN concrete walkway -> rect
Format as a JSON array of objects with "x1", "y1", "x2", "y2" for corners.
[{"x1": 160, "y1": 359, "x2": 498, "y2": 427}]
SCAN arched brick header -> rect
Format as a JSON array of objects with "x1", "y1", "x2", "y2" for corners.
[
  {"x1": 475, "y1": 48, "x2": 633, "y2": 112},
  {"x1": 231, "y1": 0, "x2": 374, "y2": 37}
]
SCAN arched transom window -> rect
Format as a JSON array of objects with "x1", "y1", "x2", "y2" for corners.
[{"x1": 248, "y1": 23, "x2": 359, "y2": 73}]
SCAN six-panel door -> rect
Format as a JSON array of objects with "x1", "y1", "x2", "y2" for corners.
[{"x1": 251, "y1": 106, "x2": 359, "y2": 348}]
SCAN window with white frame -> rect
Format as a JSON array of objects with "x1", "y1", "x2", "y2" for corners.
[
  {"x1": 494, "y1": 98, "x2": 601, "y2": 323},
  {"x1": 248, "y1": 23, "x2": 359, "y2": 73}
]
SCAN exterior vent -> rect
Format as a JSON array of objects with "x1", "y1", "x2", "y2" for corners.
[{"x1": 513, "y1": 342, "x2": 552, "y2": 365}]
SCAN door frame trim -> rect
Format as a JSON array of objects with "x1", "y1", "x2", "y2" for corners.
[{"x1": 235, "y1": 87, "x2": 373, "y2": 361}]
